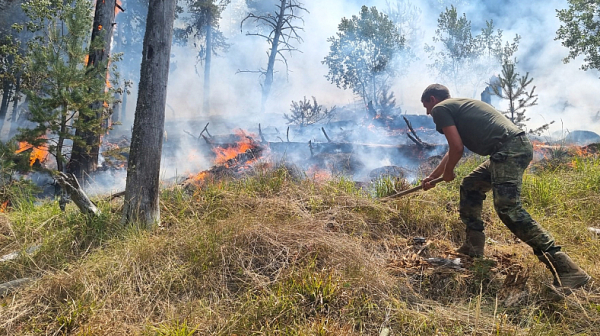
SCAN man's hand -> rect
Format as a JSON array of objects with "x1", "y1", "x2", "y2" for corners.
[
  {"x1": 442, "y1": 170, "x2": 456, "y2": 182},
  {"x1": 422, "y1": 175, "x2": 438, "y2": 191}
]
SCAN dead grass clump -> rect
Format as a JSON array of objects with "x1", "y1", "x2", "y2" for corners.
[{"x1": 0, "y1": 213, "x2": 12, "y2": 247}]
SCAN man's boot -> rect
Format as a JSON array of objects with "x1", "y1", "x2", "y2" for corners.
[
  {"x1": 538, "y1": 252, "x2": 591, "y2": 289},
  {"x1": 456, "y1": 229, "x2": 485, "y2": 257}
]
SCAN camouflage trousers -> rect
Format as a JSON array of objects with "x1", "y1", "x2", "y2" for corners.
[{"x1": 460, "y1": 134, "x2": 561, "y2": 256}]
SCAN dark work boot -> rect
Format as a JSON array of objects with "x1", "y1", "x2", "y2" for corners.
[
  {"x1": 538, "y1": 252, "x2": 591, "y2": 289},
  {"x1": 456, "y1": 229, "x2": 485, "y2": 257}
]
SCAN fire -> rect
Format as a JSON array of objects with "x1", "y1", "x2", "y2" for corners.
[
  {"x1": 306, "y1": 165, "x2": 331, "y2": 182},
  {"x1": 0, "y1": 200, "x2": 8, "y2": 213},
  {"x1": 191, "y1": 171, "x2": 208, "y2": 183},
  {"x1": 15, "y1": 139, "x2": 49, "y2": 167},
  {"x1": 213, "y1": 130, "x2": 259, "y2": 168}
]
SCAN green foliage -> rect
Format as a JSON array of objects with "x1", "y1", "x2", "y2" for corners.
[
  {"x1": 385, "y1": 0, "x2": 423, "y2": 45},
  {"x1": 490, "y1": 59, "x2": 546, "y2": 132},
  {"x1": 16, "y1": 0, "x2": 116, "y2": 172},
  {"x1": 284, "y1": 96, "x2": 337, "y2": 126},
  {"x1": 426, "y1": 6, "x2": 519, "y2": 96},
  {"x1": 323, "y1": 5, "x2": 406, "y2": 107},
  {"x1": 556, "y1": 0, "x2": 600, "y2": 73},
  {"x1": 150, "y1": 320, "x2": 198, "y2": 336},
  {"x1": 175, "y1": 0, "x2": 230, "y2": 61},
  {"x1": 372, "y1": 175, "x2": 409, "y2": 198},
  {"x1": 0, "y1": 141, "x2": 39, "y2": 209},
  {"x1": 0, "y1": 35, "x2": 25, "y2": 90}
]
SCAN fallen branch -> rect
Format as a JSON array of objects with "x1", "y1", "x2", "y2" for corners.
[
  {"x1": 403, "y1": 116, "x2": 434, "y2": 149},
  {"x1": 54, "y1": 172, "x2": 101, "y2": 216}
]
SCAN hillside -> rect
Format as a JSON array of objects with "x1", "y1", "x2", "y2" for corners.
[{"x1": 0, "y1": 153, "x2": 599, "y2": 335}]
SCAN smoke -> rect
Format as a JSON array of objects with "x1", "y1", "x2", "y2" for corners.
[
  {"x1": 102, "y1": 0, "x2": 600, "y2": 189},
  {"x1": 156, "y1": 0, "x2": 599, "y2": 129}
]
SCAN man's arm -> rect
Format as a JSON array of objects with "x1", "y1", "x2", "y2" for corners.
[
  {"x1": 422, "y1": 125, "x2": 464, "y2": 190},
  {"x1": 441, "y1": 125, "x2": 464, "y2": 181}
]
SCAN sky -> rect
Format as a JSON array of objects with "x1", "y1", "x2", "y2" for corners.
[{"x1": 161, "y1": 0, "x2": 600, "y2": 137}]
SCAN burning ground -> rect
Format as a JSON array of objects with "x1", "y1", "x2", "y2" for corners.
[{"x1": 1, "y1": 143, "x2": 600, "y2": 334}]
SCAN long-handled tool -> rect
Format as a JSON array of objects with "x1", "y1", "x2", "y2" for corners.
[{"x1": 382, "y1": 176, "x2": 444, "y2": 199}]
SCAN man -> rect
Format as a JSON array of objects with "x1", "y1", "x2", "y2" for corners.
[{"x1": 420, "y1": 84, "x2": 590, "y2": 289}]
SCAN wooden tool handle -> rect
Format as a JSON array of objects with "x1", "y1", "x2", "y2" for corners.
[{"x1": 383, "y1": 176, "x2": 444, "y2": 199}]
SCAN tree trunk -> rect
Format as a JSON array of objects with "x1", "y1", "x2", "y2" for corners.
[
  {"x1": 0, "y1": 73, "x2": 18, "y2": 140},
  {"x1": 0, "y1": 77, "x2": 12, "y2": 130},
  {"x1": 68, "y1": 0, "x2": 116, "y2": 179},
  {"x1": 260, "y1": 0, "x2": 286, "y2": 113},
  {"x1": 10, "y1": 94, "x2": 26, "y2": 136},
  {"x1": 122, "y1": 0, "x2": 177, "y2": 228},
  {"x1": 203, "y1": 24, "x2": 212, "y2": 114}
]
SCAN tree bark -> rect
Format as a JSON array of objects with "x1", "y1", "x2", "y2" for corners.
[
  {"x1": 203, "y1": 24, "x2": 212, "y2": 114},
  {"x1": 260, "y1": 0, "x2": 286, "y2": 113},
  {"x1": 0, "y1": 77, "x2": 12, "y2": 130},
  {"x1": 68, "y1": 0, "x2": 117, "y2": 179},
  {"x1": 122, "y1": 0, "x2": 177, "y2": 228}
]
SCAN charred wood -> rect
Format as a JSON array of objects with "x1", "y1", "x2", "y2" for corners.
[
  {"x1": 258, "y1": 123, "x2": 267, "y2": 142},
  {"x1": 403, "y1": 116, "x2": 434, "y2": 149},
  {"x1": 321, "y1": 127, "x2": 332, "y2": 142},
  {"x1": 199, "y1": 122, "x2": 211, "y2": 138}
]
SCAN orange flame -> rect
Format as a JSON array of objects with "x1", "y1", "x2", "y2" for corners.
[
  {"x1": 15, "y1": 138, "x2": 49, "y2": 167},
  {"x1": 0, "y1": 200, "x2": 8, "y2": 213},
  {"x1": 213, "y1": 130, "x2": 258, "y2": 168},
  {"x1": 306, "y1": 165, "x2": 331, "y2": 182}
]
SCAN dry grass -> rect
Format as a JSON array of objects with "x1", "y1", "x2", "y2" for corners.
[{"x1": 0, "y1": 158, "x2": 599, "y2": 335}]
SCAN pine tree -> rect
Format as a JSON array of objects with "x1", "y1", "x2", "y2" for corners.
[
  {"x1": 16, "y1": 0, "x2": 113, "y2": 172},
  {"x1": 176, "y1": 0, "x2": 230, "y2": 115},
  {"x1": 490, "y1": 59, "x2": 552, "y2": 135},
  {"x1": 240, "y1": 0, "x2": 308, "y2": 113},
  {"x1": 68, "y1": 0, "x2": 119, "y2": 179}
]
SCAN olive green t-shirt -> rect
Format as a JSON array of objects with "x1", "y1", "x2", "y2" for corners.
[{"x1": 430, "y1": 98, "x2": 522, "y2": 156}]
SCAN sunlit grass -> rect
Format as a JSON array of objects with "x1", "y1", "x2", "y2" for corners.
[{"x1": 1, "y1": 155, "x2": 599, "y2": 334}]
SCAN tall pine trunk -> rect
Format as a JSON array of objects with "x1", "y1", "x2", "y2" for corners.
[
  {"x1": 1, "y1": 74, "x2": 20, "y2": 140},
  {"x1": 202, "y1": 24, "x2": 212, "y2": 114},
  {"x1": 122, "y1": 0, "x2": 177, "y2": 227},
  {"x1": 0, "y1": 77, "x2": 13, "y2": 130},
  {"x1": 68, "y1": 0, "x2": 116, "y2": 179},
  {"x1": 260, "y1": 0, "x2": 286, "y2": 114}
]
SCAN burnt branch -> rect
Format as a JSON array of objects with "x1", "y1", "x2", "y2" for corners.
[
  {"x1": 258, "y1": 123, "x2": 267, "y2": 142},
  {"x1": 403, "y1": 116, "x2": 433, "y2": 149},
  {"x1": 199, "y1": 122, "x2": 211, "y2": 138},
  {"x1": 321, "y1": 127, "x2": 332, "y2": 142}
]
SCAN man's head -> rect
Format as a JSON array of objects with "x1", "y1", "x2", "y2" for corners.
[{"x1": 421, "y1": 84, "x2": 450, "y2": 115}]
